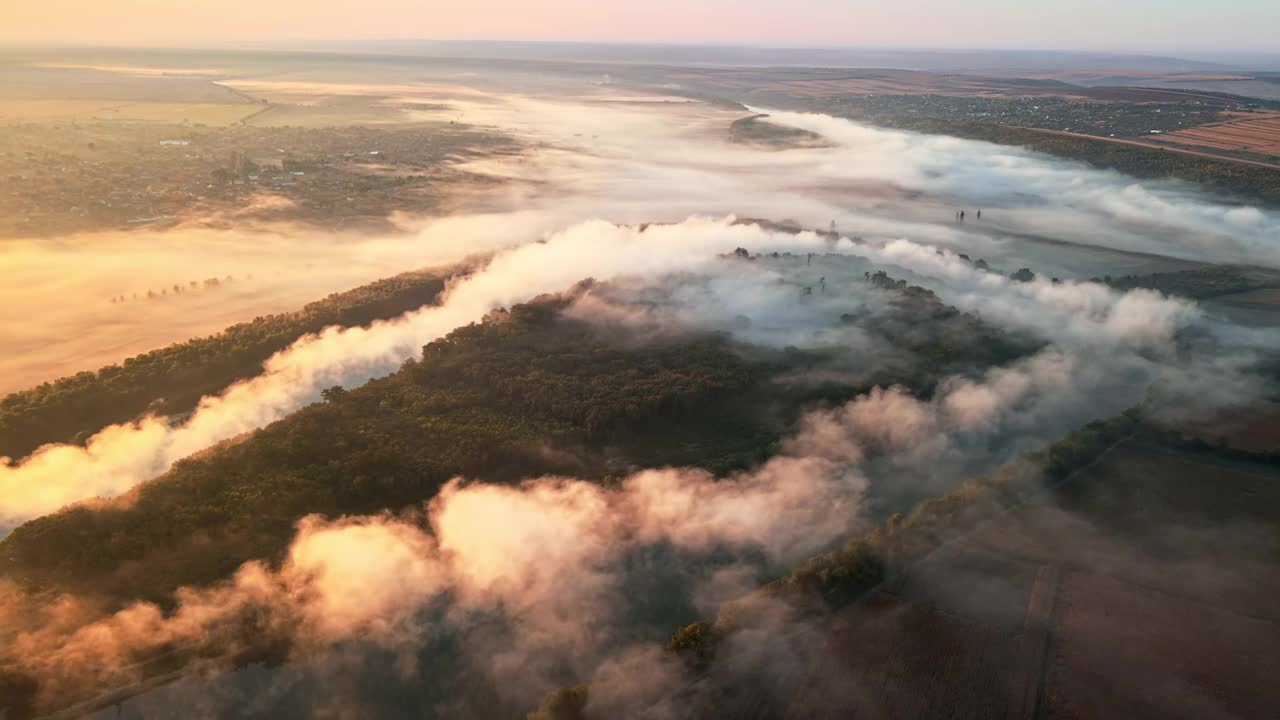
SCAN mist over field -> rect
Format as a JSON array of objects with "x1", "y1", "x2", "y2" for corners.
[
  {"x1": 4, "y1": 78, "x2": 1277, "y2": 520},
  {"x1": 2, "y1": 47, "x2": 1279, "y2": 720},
  {"x1": 6, "y1": 77, "x2": 1279, "y2": 393}
]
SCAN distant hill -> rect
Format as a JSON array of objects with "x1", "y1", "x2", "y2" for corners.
[{"x1": 265, "y1": 40, "x2": 1236, "y2": 74}]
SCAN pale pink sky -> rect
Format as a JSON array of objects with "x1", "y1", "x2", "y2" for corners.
[{"x1": 1, "y1": 0, "x2": 1275, "y2": 52}]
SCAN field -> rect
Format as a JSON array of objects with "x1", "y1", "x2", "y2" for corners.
[
  {"x1": 1196, "y1": 274, "x2": 1280, "y2": 327},
  {"x1": 782, "y1": 437, "x2": 1280, "y2": 718},
  {"x1": 671, "y1": 68, "x2": 1251, "y2": 103},
  {"x1": 70, "y1": 101, "x2": 260, "y2": 125},
  {"x1": 1047, "y1": 570, "x2": 1280, "y2": 719},
  {"x1": 0, "y1": 65, "x2": 249, "y2": 104},
  {"x1": 83, "y1": 101, "x2": 261, "y2": 125},
  {"x1": 241, "y1": 99, "x2": 413, "y2": 127},
  {"x1": 0, "y1": 100, "x2": 128, "y2": 122},
  {"x1": 783, "y1": 543, "x2": 1037, "y2": 719},
  {"x1": 1160, "y1": 400, "x2": 1280, "y2": 454},
  {"x1": 1147, "y1": 111, "x2": 1280, "y2": 160},
  {"x1": 1217, "y1": 287, "x2": 1280, "y2": 305},
  {"x1": 0, "y1": 64, "x2": 259, "y2": 126}
]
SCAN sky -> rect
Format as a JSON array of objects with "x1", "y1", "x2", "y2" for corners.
[{"x1": 2, "y1": 0, "x2": 1277, "y2": 53}]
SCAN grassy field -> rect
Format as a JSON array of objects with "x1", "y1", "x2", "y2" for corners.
[
  {"x1": 0, "y1": 64, "x2": 260, "y2": 126},
  {"x1": 243, "y1": 99, "x2": 411, "y2": 127},
  {"x1": 77, "y1": 102, "x2": 262, "y2": 125},
  {"x1": 0, "y1": 98, "x2": 261, "y2": 126}
]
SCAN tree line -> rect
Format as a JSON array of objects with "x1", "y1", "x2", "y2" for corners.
[{"x1": 0, "y1": 265, "x2": 468, "y2": 461}]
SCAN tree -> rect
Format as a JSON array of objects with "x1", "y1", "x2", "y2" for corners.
[{"x1": 527, "y1": 685, "x2": 588, "y2": 720}]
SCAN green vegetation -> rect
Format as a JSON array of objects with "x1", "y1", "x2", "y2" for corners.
[
  {"x1": 728, "y1": 114, "x2": 827, "y2": 149},
  {"x1": 0, "y1": 265, "x2": 465, "y2": 461},
  {"x1": 526, "y1": 685, "x2": 589, "y2": 720},
  {"x1": 0, "y1": 296, "x2": 773, "y2": 604},
  {"x1": 1097, "y1": 266, "x2": 1280, "y2": 300},
  {"x1": 850, "y1": 269, "x2": 1041, "y2": 379},
  {"x1": 0, "y1": 278, "x2": 1036, "y2": 608}
]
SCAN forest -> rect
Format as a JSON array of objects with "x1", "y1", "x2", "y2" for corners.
[{"x1": 0, "y1": 272, "x2": 1037, "y2": 606}]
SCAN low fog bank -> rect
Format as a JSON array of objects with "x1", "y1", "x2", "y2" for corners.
[
  {"x1": 565, "y1": 242, "x2": 1268, "y2": 500},
  {"x1": 4, "y1": 210, "x2": 1275, "y2": 717},
  {"x1": 0, "y1": 210, "x2": 554, "y2": 396},
  {"x1": 0, "y1": 220, "x2": 827, "y2": 530},
  {"x1": 9, "y1": 86, "x2": 1276, "y2": 394},
  {"x1": 10, "y1": 77, "x2": 1278, "y2": 389},
  {"x1": 2, "y1": 203, "x2": 1272, "y2": 529},
  {"x1": 5, "y1": 82, "x2": 1280, "y2": 716},
  {"x1": 454, "y1": 93, "x2": 1280, "y2": 273},
  {"x1": 756, "y1": 108, "x2": 1280, "y2": 270}
]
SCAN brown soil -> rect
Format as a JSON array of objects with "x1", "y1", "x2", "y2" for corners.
[
  {"x1": 1159, "y1": 400, "x2": 1280, "y2": 454},
  {"x1": 783, "y1": 437, "x2": 1280, "y2": 719},
  {"x1": 1150, "y1": 112, "x2": 1280, "y2": 158}
]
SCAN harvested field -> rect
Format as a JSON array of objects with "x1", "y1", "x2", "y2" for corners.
[
  {"x1": 784, "y1": 437, "x2": 1280, "y2": 719},
  {"x1": 78, "y1": 101, "x2": 261, "y2": 125},
  {"x1": 1046, "y1": 570, "x2": 1280, "y2": 720},
  {"x1": 243, "y1": 100, "x2": 410, "y2": 127},
  {"x1": 786, "y1": 591, "x2": 1029, "y2": 719},
  {"x1": 671, "y1": 68, "x2": 1071, "y2": 98},
  {"x1": 1203, "y1": 285, "x2": 1280, "y2": 327},
  {"x1": 0, "y1": 66, "x2": 248, "y2": 104},
  {"x1": 0, "y1": 99, "x2": 126, "y2": 123},
  {"x1": 0, "y1": 65, "x2": 259, "y2": 125},
  {"x1": 1015, "y1": 127, "x2": 1280, "y2": 170},
  {"x1": 672, "y1": 68, "x2": 1253, "y2": 104},
  {"x1": 1073, "y1": 86, "x2": 1245, "y2": 103},
  {"x1": 1214, "y1": 287, "x2": 1280, "y2": 306},
  {"x1": 1159, "y1": 400, "x2": 1280, "y2": 454},
  {"x1": 767, "y1": 72, "x2": 1028, "y2": 98},
  {"x1": 1147, "y1": 112, "x2": 1280, "y2": 158}
]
